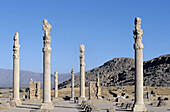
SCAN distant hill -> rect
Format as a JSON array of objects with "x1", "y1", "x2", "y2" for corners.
[
  {"x1": 58, "y1": 54, "x2": 170, "y2": 89},
  {"x1": 0, "y1": 54, "x2": 169, "y2": 89},
  {"x1": 0, "y1": 69, "x2": 75, "y2": 88}
]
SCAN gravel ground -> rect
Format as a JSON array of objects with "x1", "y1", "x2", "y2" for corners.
[{"x1": 2, "y1": 100, "x2": 170, "y2": 112}]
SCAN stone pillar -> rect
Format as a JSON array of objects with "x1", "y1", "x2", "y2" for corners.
[
  {"x1": 54, "y1": 72, "x2": 58, "y2": 98},
  {"x1": 71, "y1": 68, "x2": 74, "y2": 100},
  {"x1": 96, "y1": 74, "x2": 101, "y2": 99},
  {"x1": 78, "y1": 44, "x2": 86, "y2": 103},
  {"x1": 37, "y1": 81, "x2": 41, "y2": 100},
  {"x1": 12, "y1": 32, "x2": 21, "y2": 106},
  {"x1": 41, "y1": 19, "x2": 53, "y2": 110},
  {"x1": 132, "y1": 17, "x2": 147, "y2": 112}
]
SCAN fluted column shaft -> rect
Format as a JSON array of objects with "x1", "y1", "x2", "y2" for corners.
[
  {"x1": 71, "y1": 69, "x2": 74, "y2": 99},
  {"x1": 80, "y1": 45, "x2": 85, "y2": 98},
  {"x1": 135, "y1": 49, "x2": 144, "y2": 104},
  {"x1": 54, "y1": 72, "x2": 58, "y2": 98},
  {"x1": 13, "y1": 32, "x2": 20, "y2": 101},
  {"x1": 42, "y1": 19, "x2": 52, "y2": 103},
  {"x1": 133, "y1": 17, "x2": 147, "y2": 112}
]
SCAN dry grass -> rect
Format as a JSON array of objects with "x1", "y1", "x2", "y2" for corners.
[{"x1": 0, "y1": 86, "x2": 170, "y2": 100}]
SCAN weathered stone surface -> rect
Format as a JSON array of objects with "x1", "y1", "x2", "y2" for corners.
[
  {"x1": 89, "y1": 74, "x2": 102, "y2": 100},
  {"x1": 13, "y1": 32, "x2": 21, "y2": 106},
  {"x1": 126, "y1": 103, "x2": 133, "y2": 109},
  {"x1": 132, "y1": 17, "x2": 147, "y2": 112},
  {"x1": 116, "y1": 97, "x2": 123, "y2": 103},
  {"x1": 0, "y1": 102, "x2": 11, "y2": 111},
  {"x1": 30, "y1": 109, "x2": 51, "y2": 112},
  {"x1": 150, "y1": 101, "x2": 159, "y2": 106},
  {"x1": 29, "y1": 79, "x2": 40, "y2": 100},
  {"x1": 40, "y1": 102, "x2": 53, "y2": 110},
  {"x1": 106, "y1": 108, "x2": 115, "y2": 112},
  {"x1": 157, "y1": 101, "x2": 168, "y2": 107},
  {"x1": 79, "y1": 44, "x2": 86, "y2": 104},
  {"x1": 41, "y1": 19, "x2": 53, "y2": 110},
  {"x1": 71, "y1": 68, "x2": 74, "y2": 100},
  {"x1": 54, "y1": 72, "x2": 58, "y2": 98},
  {"x1": 91, "y1": 106, "x2": 101, "y2": 112},
  {"x1": 8, "y1": 101, "x2": 16, "y2": 107},
  {"x1": 116, "y1": 102, "x2": 121, "y2": 106}
]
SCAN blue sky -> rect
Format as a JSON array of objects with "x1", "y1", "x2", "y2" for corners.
[{"x1": 0, "y1": 0, "x2": 170, "y2": 73}]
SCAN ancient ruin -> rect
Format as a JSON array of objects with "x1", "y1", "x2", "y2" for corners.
[
  {"x1": 0, "y1": 15, "x2": 169, "y2": 112},
  {"x1": 29, "y1": 78, "x2": 40, "y2": 100},
  {"x1": 41, "y1": 19, "x2": 53, "y2": 110},
  {"x1": 54, "y1": 72, "x2": 58, "y2": 99},
  {"x1": 89, "y1": 74, "x2": 101, "y2": 100},
  {"x1": 12, "y1": 32, "x2": 21, "y2": 106},
  {"x1": 71, "y1": 68, "x2": 74, "y2": 100},
  {"x1": 132, "y1": 17, "x2": 147, "y2": 111},
  {"x1": 78, "y1": 44, "x2": 86, "y2": 103}
]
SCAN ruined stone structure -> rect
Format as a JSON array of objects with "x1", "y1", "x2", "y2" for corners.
[
  {"x1": 71, "y1": 68, "x2": 74, "y2": 100},
  {"x1": 54, "y1": 72, "x2": 58, "y2": 98},
  {"x1": 78, "y1": 44, "x2": 86, "y2": 103},
  {"x1": 96, "y1": 74, "x2": 101, "y2": 99},
  {"x1": 12, "y1": 32, "x2": 21, "y2": 106},
  {"x1": 41, "y1": 19, "x2": 53, "y2": 110},
  {"x1": 89, "y1": 81, "x2": 97, "y2": 99},
  {"x1": 29, "y1": 79, "x2": 40, "y2": 100},
  {"x1": 89, "y1": 74, "x2": 101, "y2": 100},
  {"x1": 132, "y1": 17, "x2": 147, "y2": 111}
]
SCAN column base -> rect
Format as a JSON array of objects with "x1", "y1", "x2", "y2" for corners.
[
  {"x1": 133, "y1": 103, "x2": 147, "y2": 112},
  {"x1": 40, "y1": 102, "x2": 53, "y2": 110},
  {"x1": 97, "y1": 96, "x2": 103, "y2": 100},
  {"x1": 70, "y1": 97, "x2": 74, "y2": 101},
  {"x1": 78, "y1": 97, "x2": 87, "y2": 104}
]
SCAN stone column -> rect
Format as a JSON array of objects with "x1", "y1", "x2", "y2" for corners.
[
  {"x1": 78, "y1": 44, "x2": 86, "y2": 103},
  {"x1": 41, "y1": 19, "x2": 53, "y2": 110},
  {"x1": 12, "y1": 32, "x2": 21, "y2": 106},
  {"x1": 132, "y1": 17, "x2": 147, "y2": 112},
  {"x1": 37, "y1": 81, "x2": 41, "y2": 100},
  {"x1": 71, "y1": 68, "x2": 74, "y2": 100},
  {"x1": 54, "y1": 72, "x2": 58, "y2": 98},
  {"x1": 96, "y1": 74, "x2": 101, "y2": 99}
]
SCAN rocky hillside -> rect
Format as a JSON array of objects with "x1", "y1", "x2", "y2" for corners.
[{"x1": 59, "y1": 54, "x2": 170, "y2": 89}]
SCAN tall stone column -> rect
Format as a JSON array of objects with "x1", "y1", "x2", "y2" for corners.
[
  {"x1": 132, "y1": 17, "x2": 147, "y2": 112},
  {"x1": 37, "y1": 81, "x2": 41, "y2": 100},
  {"x1": 71, "y1": 68, "x2": 74, "y2": 101},
  {"x1": 78, "y1": 44, "x2": 86, "y2": 103},
  {"x1": 41, "y1": 19, "x2": 53, "y2": 110},
  {"x1": 96, "y1": 74, "x2": 101, "y2": 99},
  {"x1": 13, "y1": 32, "x2": 21, "y2": 106},
  {"x1": 54, "y1": 72, "x2": 58, "y2": 98}
]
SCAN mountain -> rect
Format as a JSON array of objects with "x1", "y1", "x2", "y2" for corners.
[
  {"x1": 0, "y1": 54, "x2": 169, "y2": 89},
  {"x1": 0, "y1": 69, "x2": 73, "y2": 88},
  {"x1": 58, "y1": 54, "x2": 170, "y2": 89}
]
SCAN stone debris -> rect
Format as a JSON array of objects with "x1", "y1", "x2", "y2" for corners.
[
  {"x1": 157, "y1": 101, "x2": 168, "y2": 107},
  {"x1": 106, "y1": 108, "x2": 115, "y2": 112}
]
